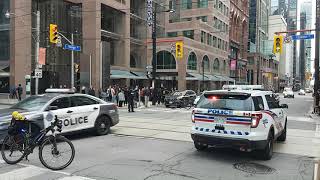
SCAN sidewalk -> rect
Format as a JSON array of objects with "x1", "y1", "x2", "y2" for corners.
[{"x1": 0, "y1": 93, "x2": 18, "y2": 105}]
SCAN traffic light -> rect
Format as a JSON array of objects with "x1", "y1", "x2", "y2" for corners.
[
  {"x1": 176, "y1": 41, "x2": 183, "y2": 59},
  {"x1": 49, "y1": 24, "x2": 58, "y2": 44},
  {"x1": 273, "y1": 35, "x2": 283, "y2": 54}
]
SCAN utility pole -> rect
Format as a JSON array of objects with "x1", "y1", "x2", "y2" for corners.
[
  {"x1": 202, "y1": 60, "x2": 204, "y2": 91},
  {"x1": 314, "y1": 0, "x2": 320, "y2": 113},
  {"x1": 35, "y1": 10, "x2": 40, "y2": 95},
  {"x1": 152, "y1": 4, "x2": 157, "y2": 105},
  {"x1": 71, "y1": 33, "x2": 74, "y2": 89}
]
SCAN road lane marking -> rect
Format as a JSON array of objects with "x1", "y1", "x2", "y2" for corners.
[
  {"x1": 0, "y1": 166, "x2": 47, "y2": 180},
  {"x1": 287, "y1": 116, "x2": 315, "y2": 122},
  {"x1": 58, "y1": 176, "x2": 95, "y2": 180}
]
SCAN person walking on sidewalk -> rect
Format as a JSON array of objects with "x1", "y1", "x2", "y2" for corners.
[
  {"x1": 118, "y1": 90, "x2": 125, "y2": 107},
  {"x1": 144, "y1": 87, "x2": 150, "y2": 108},
  {"x1": 128, "y1": 87, "x2": 135, "y2": 112},
  {"x1": 17, "y1": 84, "x2": 23, "y2": 101}
]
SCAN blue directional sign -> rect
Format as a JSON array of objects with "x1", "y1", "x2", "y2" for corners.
[
  {"x1": 291, "y1": 34, "x2": 314, "y2": 40},
  {"x1": 64, "y1": 44, "x2": 81, "y2": 51}
]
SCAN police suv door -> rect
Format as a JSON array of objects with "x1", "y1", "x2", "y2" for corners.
[
  {"x1": 43, "y1": 97, "x2": 72, "y2": 132},
  {"x1": 264, "y1": 94, "x2": 285, "y2": 136},
  {"x1": 69, "y1": 96, "x2": 100, "y2": 131}
]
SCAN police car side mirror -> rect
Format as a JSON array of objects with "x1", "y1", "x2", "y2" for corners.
[
  {"x1": 47, "y1": 106, "x2": 59, "y2": 111},
  {"x1": 280, "y1": 104, "x2": 288, "y2": 109}
]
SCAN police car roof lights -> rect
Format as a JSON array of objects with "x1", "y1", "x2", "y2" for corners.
[
  {"x1": 45, "y1": 88, "x2": 75, "y2": 94},
  {"x1": 222, "y1": 85, "x2": 265, "y2": 91}
]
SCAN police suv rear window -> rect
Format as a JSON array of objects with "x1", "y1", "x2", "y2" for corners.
[{"x1": 196, "y1": 94, "x2": 253, "y2": 111}]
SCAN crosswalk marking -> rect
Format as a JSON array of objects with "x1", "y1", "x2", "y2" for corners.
[{"x1": 0, "y1": 166, "x2": 47, "y2": 180}]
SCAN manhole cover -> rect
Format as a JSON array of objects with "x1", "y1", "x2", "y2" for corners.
[{"x1": 233, "y1": 162, "x2": 276, "y2": 174}]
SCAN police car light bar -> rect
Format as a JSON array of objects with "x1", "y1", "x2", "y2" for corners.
[{"x1": 45, "y1": 88, "x2": 75, "y2": 94}]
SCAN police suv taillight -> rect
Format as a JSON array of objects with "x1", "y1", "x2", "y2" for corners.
[
  {"x1": 251, "y1": 113, "x2": 262, "y2": 128},
  {"x1": 191, "y1": 110, "x2": 195, "y2": 123}
]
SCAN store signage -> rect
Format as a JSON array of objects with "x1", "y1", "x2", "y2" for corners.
[
  {"x1": 147, "y1": 0, "x2": 153, "y2": 26},
  {"x1": 230, "y1": 60, "x2": 236, "y2": 70}
]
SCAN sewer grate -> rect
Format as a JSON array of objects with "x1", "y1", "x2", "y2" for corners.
[{"x1": 233, "y1": 162, "x2": 277, "y2": 174}]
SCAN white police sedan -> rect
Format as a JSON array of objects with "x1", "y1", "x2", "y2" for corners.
[{"x1": 0, "y1": 89, "x2": 119, "y2": 140}]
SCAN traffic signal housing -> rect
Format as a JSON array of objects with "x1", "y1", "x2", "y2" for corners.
[
  {"x1": 176, "y1": 41, "x2": 183, "y2": 59},
  {"x1": 49, "y1": 24, "x2": 58, "y2": 44},
  {"x1": 273, "y1": 35, "x2": 283, "y2": 54}
]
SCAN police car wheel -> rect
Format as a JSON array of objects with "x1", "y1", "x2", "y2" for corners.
[
  {"x1": 260, "y1": 133, "x2": 274, "y2": 160},
  {"x1": 94, "y1": 116, "x2": 111, "y2": 136},
  {"x1": 277, "y1": 121, "x2": 287, "y2": 142},
  {"x1": 194, "y1": 142, "x2": 207, "y2": 151}
]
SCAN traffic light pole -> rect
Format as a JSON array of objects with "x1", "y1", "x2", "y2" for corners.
[
  {"x1": 71, "y1": 33, "x2": 74, "y2": 89},
  {"x1": 35, "y1": 10, "x2": 40, "y2": 95},
  {"x1": 314, "y1": 0, "x2": 320, "y2": 113}
]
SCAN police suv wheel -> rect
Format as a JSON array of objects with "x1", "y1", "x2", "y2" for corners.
[
  {"x1": 260, "y1": 132, "x2": 274, "y2": 160},
  {"x1": 94, "y1": 116, "x2": 111, "y2": 136},
  {"x1": 277, "y1": 121, "x2": 287, "y2": 142},
  {"x1": 194, "y1": 142, "x2": 207, "y2": 151}
]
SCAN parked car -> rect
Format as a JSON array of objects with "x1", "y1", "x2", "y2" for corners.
[
  {"x1": 0, "y1": 89, "x2": 119, "y2": 142},
  {"x1": 305, "y1": 88, "x2": 313, "y2": 93},
  {"x1": 164, "y1": 90, "x2": 197, "y2": 108},
  {"x1": 298, "y1": 89, "x2": 306, "y2": 95}
]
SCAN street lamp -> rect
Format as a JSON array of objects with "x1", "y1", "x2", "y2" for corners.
[
  {"x1": 5, "y1": 10, "x2": 41, "y2": 95},
  {"x1": 151, "y1": 6, "x2": 174, "y2": 105}
]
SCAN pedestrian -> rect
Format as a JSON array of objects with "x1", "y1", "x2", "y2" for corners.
[
  {"x1": 144, "y1": 87, "x2": 150, "y2": 107},
  {"x1": 81, "y1": 86, "x2": 86, "y2": 94},
  {"x1": 140, "y1": 87, "x2": 145, "y2": 106},
  {"x1": 124, "y1": 87, "x2": 128, "y2": 106},
  {"x1": 17, "y1": 84, "x2": 23, "y2": 101},
  {"x1": 10, "y1": 86, "x2": 16, "y2": 99},
  {"x1": 128, "y1": 87, "x2": 135, "y2": 112},
  {"x1": 111, "y1": 86, "x2": 116, "y2": 103},
  {"x1": 118, "y1": 90, "x2": 125, "y2": 107},
  {"x1": 88, "y1": 86, "x2": 95, "y2": 96}
]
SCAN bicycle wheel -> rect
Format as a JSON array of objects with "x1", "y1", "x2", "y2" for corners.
[
  {"x1": 1, "y1": 135, "x2": 26, "y2": 164},
  {"x1": 39, "y1": 135, "x2": 75, "y2": 170}
]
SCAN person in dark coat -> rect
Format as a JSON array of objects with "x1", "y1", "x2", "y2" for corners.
[
  {"x1": 17, "y1": 84, "x2": 23, "y2": 101},
  {"x1": 88, "y1": 86, "x2": 95, "y2": 96},
  {"x1": 128, "y1": 87, "x2": 135, "y2": 112}
]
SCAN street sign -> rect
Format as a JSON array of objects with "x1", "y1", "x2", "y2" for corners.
[
  {"x1": 64, "y1": 44, "x2": 81, "y2": 52},
  {"x1": 146, "y1": 0, "x2": 153, "y2": 26},
  {"x1": 34, "y1": 69, "x2": 42, "y2": 78},
  {"x1": 291, "y1": 34, "x2": 314, "y2": 40},
  {"x1": 284, "y1": 36, "x2": 292, "y2": 43}
]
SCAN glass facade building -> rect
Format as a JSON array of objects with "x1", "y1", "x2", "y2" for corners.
[{"x1": 0, "y1": 0, "x2": 10, "y2": 92}]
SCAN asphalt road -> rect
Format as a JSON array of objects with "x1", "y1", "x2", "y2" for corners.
[{"x1": 0, "y1": 92, "x2": 317, "y2": 180}]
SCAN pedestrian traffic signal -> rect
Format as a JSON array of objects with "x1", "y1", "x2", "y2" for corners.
[
  {"x1": 176, "y1": 41, "x2": 183, "y2": 59},
  {"x1": 49, "y1": 24, "x2": 58, "y2": 44},
  {"x1": 273, "y1": 35, "x2": 283, "y2": 54}
]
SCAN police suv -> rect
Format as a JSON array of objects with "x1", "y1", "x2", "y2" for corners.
[
  {"x1": 191, "y1": 89, "x2": 288, "y2": 160},
  {"x1": 0, "y1": 89, "x2": 119, "y2": 140}
]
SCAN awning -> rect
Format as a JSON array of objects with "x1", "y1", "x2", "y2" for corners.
[
  {"x1": 205, "y1": 74, "x2": 220, "y2": 81},
  {"x1": 110, "y1": 70, "x2": 144, "y2": 80},
  {"x1": 130, "y1": 71, "x2": 148, "y2": 80},
  {"x1": 214, "y1": 75, "x2": 235, "y2": 82},
  {"x1": 186, "y1": 73, "x2": 210, "y2": 81}
]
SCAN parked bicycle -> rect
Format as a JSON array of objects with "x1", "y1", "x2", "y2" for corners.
[{"x1": 1, "y1": 112, "x2": 75, "y2": 170}]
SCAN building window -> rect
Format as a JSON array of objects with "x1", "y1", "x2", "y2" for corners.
[
  {"x1": 218, "y1": 38, "x2": 221, "y2": 49},
  {"x1": 203, "y1": 55, "x2": 210, "y2": 72},
  {"x1": 223, "y1": 60, "x2": 227, "y2": 71},
  {"x1": 187, "y1": 52, "x2": 197, "y2": 70},
  {"x1": 201, "y1": 31, "x2": 206, "y2": 43},
  {"x1": 213, "y1": 58, "x2": 220, "y2": 70},
  {"x1": 156, "y1": 51, "x2": 176, "y2": 69},
  {"x1": 181, "y1": 0, "x2": 192, "y2": 9},
  {"x1": 167, "y1": 32, "x2": 178, "y2": 37},
  {"x1": 213, "y1": 36, "x2": 217, "y2": 47},
  {"x1": 130, "y1": 54, "x2": 137, "y2": 68},
  {"x1": 181, "y1": 18, "x2": 192, "y2": 22},
  {"x1": 183, "y1": 30, "x2": 194, "y2": 39},
  {"x1": 196, "y1": 16, "x2": 208, "y2": 22},
  {"x1": 198, "y1": 0, "x2": 208, "y2": 8},
  {"x1": 0, "y1": 31, "x2": 9, "y2": 61}
]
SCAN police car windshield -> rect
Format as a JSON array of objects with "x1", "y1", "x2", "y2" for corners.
[
  {"x1": 197, "y1": 94, "x2": 253, "y2": 111},
  {"x1": 11, "y1": 96, "x2": 53, "y2": 111}
]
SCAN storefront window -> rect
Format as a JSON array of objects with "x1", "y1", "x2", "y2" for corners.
[{"x1": 156, "y1": 51, "x2": 176, "y2": 69}]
